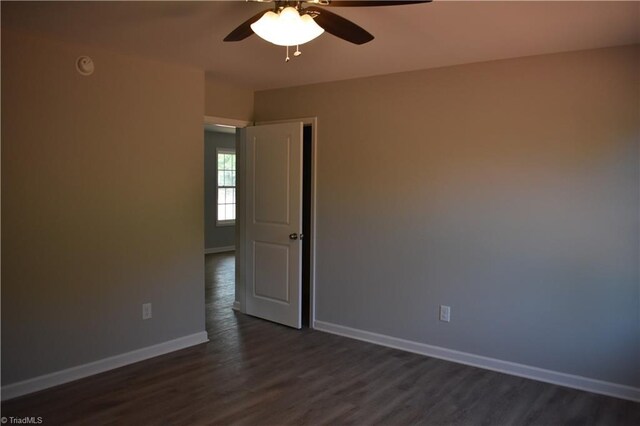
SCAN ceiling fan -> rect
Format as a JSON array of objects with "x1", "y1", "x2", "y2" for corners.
[{"x1": 224, "y1": 0, "x2": 431, "y2": 61}]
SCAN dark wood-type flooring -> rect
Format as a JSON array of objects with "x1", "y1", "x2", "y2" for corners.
[{"x1": 2, "y1": 252, "x2": 639, "y2": 425}]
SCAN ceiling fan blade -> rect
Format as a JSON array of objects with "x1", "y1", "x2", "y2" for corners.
[
  {"x1": 223, "y1": 9, "x2": 269, "y2": 42},
  {"x1": 312, "y1": 1, "x2": 431, "y2": 7},
  {"x1": 305, "y1": 6, "x2": 373, "y2": 45}
]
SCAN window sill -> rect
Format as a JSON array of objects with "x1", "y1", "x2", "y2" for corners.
[{"x1": 216, "y1": 221, "x2": 236, "y2": 227}]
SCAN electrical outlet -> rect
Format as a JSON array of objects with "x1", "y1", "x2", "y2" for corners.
[
  {"x1": 142, "y1": 303, "x2": 152, "y2": 320},
  {"x1": 439, "y1": 305, "x2": 451, "y2": 322}
]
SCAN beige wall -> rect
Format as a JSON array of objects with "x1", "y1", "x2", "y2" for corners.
[
  {"x1": 255, "y1": 45, "x2": 640, "y2": 387},
  {"x1": 205, "y1": 77, "x2": 253, "y2": 122},
  {"x1": 1, "y1": 29, "x2": 206, "y2": 385}
]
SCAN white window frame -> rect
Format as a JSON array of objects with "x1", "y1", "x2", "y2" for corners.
[{"x1": 216, "y1": 147, "x2": 237, "y2": 226}]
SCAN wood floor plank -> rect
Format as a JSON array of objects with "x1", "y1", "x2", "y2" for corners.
[{"x1": 2, "y1": 252, "x2": 639, "y2": 425}]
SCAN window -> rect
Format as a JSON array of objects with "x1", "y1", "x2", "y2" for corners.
[{"x1": 217, "y1": 148, "x2": 236, "y2": 225}]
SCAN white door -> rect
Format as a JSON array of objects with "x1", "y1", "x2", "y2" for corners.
[{"x1": 245, "y1": 122, "x2": 303, "y2": 329}]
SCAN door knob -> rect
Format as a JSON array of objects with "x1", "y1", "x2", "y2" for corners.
[{"x1": 289, "y1": 233, "x2": 298, "y2": 240}]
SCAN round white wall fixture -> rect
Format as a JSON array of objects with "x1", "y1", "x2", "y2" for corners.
[{"x1": 76, "y1": 56, "x2": 94, "y2": 76}]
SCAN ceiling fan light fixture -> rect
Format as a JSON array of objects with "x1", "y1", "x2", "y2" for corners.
[{"x1": 250, "y1": 7, "x2": 324, "y2": 47}]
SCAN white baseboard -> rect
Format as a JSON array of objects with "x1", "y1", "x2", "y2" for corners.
[
  {"x1": 204, "y1": 246, "x2": 235, "y2": 254},
  {"x1": 314, "y1": 320, "x2": 640, "y2": 402},
  {"x1": 1, "y1": 331, "x2": 209, "y2": 401},
  {"x1": 232, "y1": 301, "x2": 241, "y2": 311}
]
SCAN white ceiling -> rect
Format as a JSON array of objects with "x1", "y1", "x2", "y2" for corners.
[{"x1": 2, "y1": 1, "x2": 639, "y2": 90}]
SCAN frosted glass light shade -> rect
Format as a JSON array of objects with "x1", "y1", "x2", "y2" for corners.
[{"x1": 251, "y1": 7, "x2": 325, "y2": 46}]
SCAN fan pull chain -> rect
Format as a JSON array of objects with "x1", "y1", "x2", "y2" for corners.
[{"x1": 285, "y1": 45, "x2": 303, "y2": 63}]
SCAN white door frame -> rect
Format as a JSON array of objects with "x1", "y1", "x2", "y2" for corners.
[
  {"x1": 204, "y1": 115, "x2": 251, "y2": 129},
  {"x1": 246, "y1": 117, "x2": 318, "y2": 328},
  {"x1": 204, "y1": 115, "x2": 250, "y2": 313}
]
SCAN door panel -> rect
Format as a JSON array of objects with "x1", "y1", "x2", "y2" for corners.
[
  {"x1": 253, "y1": 241, "x2": 290, "y2": 303},
  {"x1": 245, "y1": 122, "x2": 303, "y2": 328},
  {"x1": 254, "y1": 136, "x2": 290, "y2": 224}
]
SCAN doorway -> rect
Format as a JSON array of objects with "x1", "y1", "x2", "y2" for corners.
[
  {"x1": 205, "y1": 117, "x2": 316, "y2": 331},
  {"x1": 203, "y1": 116, "x2": 250, "y2": 336}
]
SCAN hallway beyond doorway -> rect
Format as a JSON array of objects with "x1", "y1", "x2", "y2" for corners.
[{"x1": 205, "y1": 252, "x2": 236, "y2": 336}]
